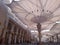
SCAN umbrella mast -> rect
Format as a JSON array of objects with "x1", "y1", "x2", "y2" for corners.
[{"x1": 37, "y1": 23, "x2": 42, "y2": 45}]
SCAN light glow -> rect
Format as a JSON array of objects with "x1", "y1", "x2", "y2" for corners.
[
  {"x1": 56, "y1": 21, "x2": 60, "y2": 23},
  {"x1": 41, "y1": 30, "x2": 50, "y2": 33},
  {"x1": 14, "y1": 0, "x2": 20, "y2": 1},
  {"x1": 31, "y1": 30, "x2": 38, "y2": 33}
]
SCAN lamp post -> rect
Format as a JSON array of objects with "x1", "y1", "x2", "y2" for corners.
[{"x1": 37, "y1": 23, "x2": 42, "y2": 45}]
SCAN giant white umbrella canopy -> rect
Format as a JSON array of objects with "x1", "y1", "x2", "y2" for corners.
[
  {"x1": 7, "y1": 0, "x2": 60, "y2": 30},
  {"x1": 50, "y1": 22, "x2": 60, "y2": 34}
]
